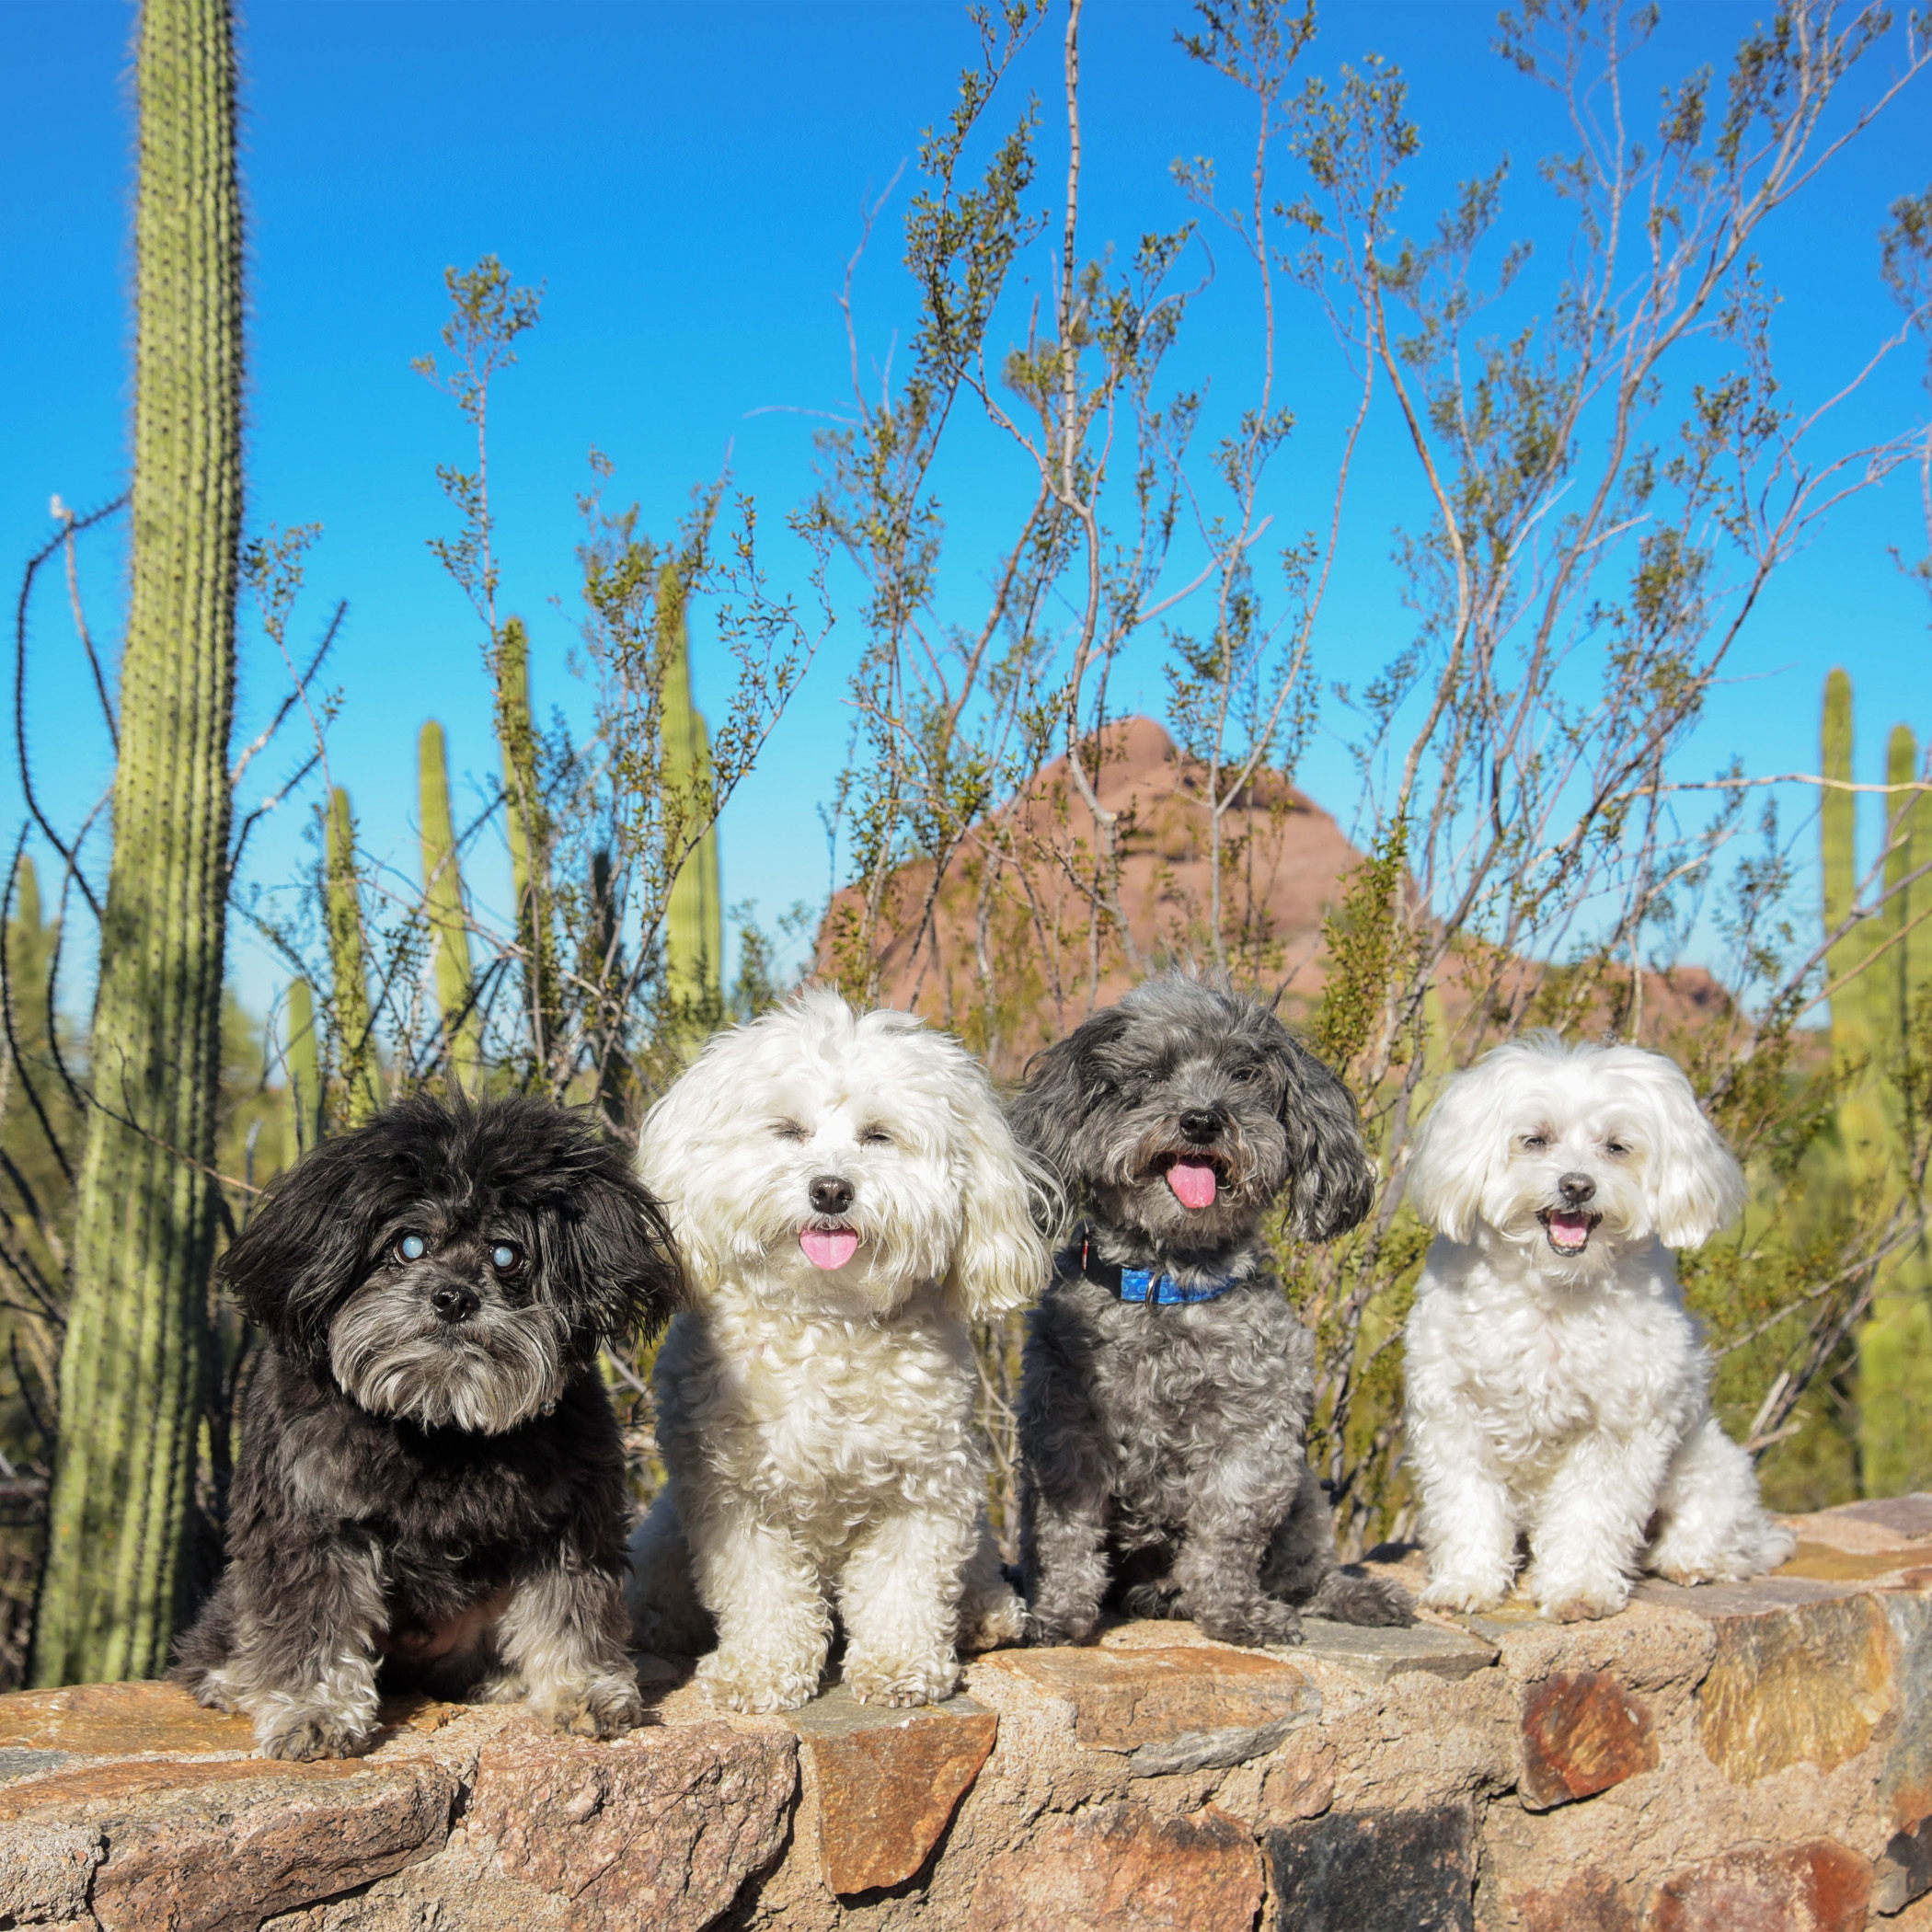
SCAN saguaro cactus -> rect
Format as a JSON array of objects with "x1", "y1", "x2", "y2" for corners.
[
  {"x1": 1820, "y1": 671, "x2": 1931, "y2": 1496},
  {"x1": 34, "y1": 0, "x2": 242, "y2": 1685},
  {"x1": 494, "y1": 616, "x2": 558, "y2": 1059},
  {"x1": 419, "y1": 721, "x2": 480, "y2": 1082},
  {"x1": 658, "y1": 564, "x2": 722, "y2": 1048},
  {"x1": 285, "y1": 978, "x2": 320, "y2": 1154},
  {"x1": 327, "y1": 788, "x2": 381, "y2": 1126}
]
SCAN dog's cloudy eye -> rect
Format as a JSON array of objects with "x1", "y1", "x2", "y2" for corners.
[
  {"x1": 396, "y1": 1233, "x2": 428, "y2": 1263},
  {"x1": 1522, "y1": 1134, "x2": 1547, "y2": 1152},
  {"x1": 490, "y1": 1241, "x2": 523, "y2": 1274}
]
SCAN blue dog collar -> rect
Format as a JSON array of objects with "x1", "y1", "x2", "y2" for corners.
[
  {"x1": 1118, "y1": 1267, "x2": 1238, "y2": 1306},
  {"x1": 1056, "y1": 1232, "x2": 1241, "y2": 1306}
]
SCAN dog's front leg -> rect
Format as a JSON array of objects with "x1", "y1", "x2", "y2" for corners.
[
  {"x1": 1527, "y1": 1424, "x2": 1675, "y2": 1620},
  {"x1": 688, "y1": 1506, "x2": 829, "y2": 1713},
  {"x1": 212, "y1": 1536, "x2": 387, "y2": 1761},
  {"x1": 1409, "y1": 1405, "x2": 1519, "y2": 1613},
  {"x1": 1018, "y1": 1322, "x2": 1111, "y2": 1645},
  {"x1": 1172, "y1": 1471, "x2": 1307, "y2": 1649},
  {"x1": 839, "y1": 1509, "x2": 978, "y2": 1708},
  {"x1": 481, "y1": 1557, "x2": 644, "y2": 1737}
]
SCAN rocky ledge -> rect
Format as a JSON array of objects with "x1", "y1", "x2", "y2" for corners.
[{"x1": 3, "y1": 1496, "x2": 1930, "y2": 1932}]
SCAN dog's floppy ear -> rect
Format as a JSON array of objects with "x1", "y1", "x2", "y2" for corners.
[
  {"x1": 548, "y1": 1130, "x2": 685, "y2": 1351},
  {"x1": 219, "y1": 1133, "x2": 391, "y2": 1366},
  {"x1": 1008, "y1": 1006, "x2": 1130, "y2": 1183},
  {"x1": 1275, "y1": 1033, "x2": 1376, "y2": 1241},
  {"x1": 945, "y1": 1060, "x2": 1059, "y2": 1321},
  {"x1": 1403, "y1": 1050, "x2": 1512, "y2": 1243},
  {"x1": 1620, "y1": 1049, "x2": 1748, "y2": 1249}
]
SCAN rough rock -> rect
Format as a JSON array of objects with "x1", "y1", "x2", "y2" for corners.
[
  {"x1": 467, "y1": 1720, "x2": 796, "y2": 1932},
  {"x1": 1878, "y1": 1820, "x2": 1932, "y2": 1917},
  {"x1": 1518, "y1": 1670, "x2": 1659, "y2": 1810},
  {"x1": 1507, "y1": 1866, "x2": 1638, "y2": 1932},
  {"x1": 982, "y1": 1643, "x2": 1317, "y2": 1773},
  {"x1": 1695, "y1": 1595, "x2": 1893, "y2": 1783},
  {"x1": 1641, "y1": 1839, "x2": 1871, "y2": 1932},
  {"x1": 788, "y1": 1689, "x2": 996, "y2": 1895},
  {"x1": 1259, "y1": 1738, "x2": 1338, "y2": 1821},
  {"x1": 964, "y1": 1800, "x2": 1262, "y2": 1932},
  {"x1": 1266, "y1": 1801, "x2": 1477, "y2": 1932},
  {"x1": 1881, "y1": 1592, "x2": 1932, "y2": 1831},
  {"x1": 0, "y1": 1813, "x2": 102, "y2": 1924},
  {"x1": 1298, "y1": 1616, "x2": 1499, "y2": 1684},
  {"x1": 0, "y1": 1754, "x2": 454, "y2": 1932}
]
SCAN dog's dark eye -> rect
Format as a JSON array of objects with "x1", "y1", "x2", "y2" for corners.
[
  {"x1": 1230, "y1": 1064, "x2": 1259, "y2": 1085},
  {"x1": 860, "y1": 1126, "x2": 891, "y2": 1146},
  {"x1": 395, "y1": 1232, "x2": 428, "y2": 1264},
  {"x1": 489, "y1": 1241, "x2": 523, "y2": 1274},
  {"x1": 1522, "y1": 1134, "x2": 1547, "y2": 1152},
  {"x1": 771, "y1": 1121, "x2": 809, "y2": 1143},
  {"x1": 1605, "y1": 1140, "x2": 1630, "y2": 1156}
]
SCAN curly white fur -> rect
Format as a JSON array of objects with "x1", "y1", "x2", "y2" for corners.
[
  {"x1": 625, "y1": 987, "x2": 1052, "y2": 1711},
  {"x1": 1401, "y1": 1033, "x2": 1792, "y2": 1621}
]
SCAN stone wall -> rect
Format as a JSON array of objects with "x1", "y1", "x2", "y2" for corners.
[{"x1": 3, "y1": 1496, "x2": 1929, "y2": 1932}]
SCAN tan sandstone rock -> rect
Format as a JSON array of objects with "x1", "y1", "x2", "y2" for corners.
[
  {"x1": 963, "y1": 1800, "x2": 1263, "y2": 1932},
  {"x1": 466, "y1": 1720, "x2": 796, "y2": 1932}
]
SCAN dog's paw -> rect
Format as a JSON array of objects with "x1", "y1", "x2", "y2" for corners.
[
  {"x1": 960, "y1": 1587, "x2": 1029, "y2": 1654},
  {"x1": 1417, "y1": 1571, "x2": 1511, "y2": 1615},
  {"x1": 544, "y1": 1672, "x2": 647, "y2": 1739},
  {"x1": 845, "y1": 1650, "x2": 960, "y2": 1709},
  {"x1": 695, "y1": 1648, "x2": 820, "y2": 1714},
  {"x1": 257, "y1": 1708, "x2": 372, "y2": 1762},
  {"x1": 1533, "y1": 1575, "x2": 1629, "y2": 1623},
  {"x1": 1197, "y1": 1596, "x2": 1305, "y2": 1649},
  {"x1": 1308, "y1": 1570, "x2": 1414, "y2": 1628},
  {"x1": 1022, "y1": 1607, "x2": 1099, "y2": 1648},
  {"x1": 1119, "y1": 1579, "x2": 1185, "y2": 1621}
]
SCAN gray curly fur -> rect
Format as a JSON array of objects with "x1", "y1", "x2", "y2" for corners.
[{"x1": 1012, "y1": 974, "x2": 1412, "y2": 1648}]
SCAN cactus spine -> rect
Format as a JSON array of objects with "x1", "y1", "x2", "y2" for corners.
[
  {"x1": 658, "y1": 564, "x2": 722, "y2": 1050},
  {"x1": 494, "y1": 616, "x2": 558, "y2": 1058},
  {"x1": 1820, "y1": 672, "x2": 1932, "y2": 1496},
  {"x1": 419, "y1": 721, "x2": 480, "y2": 1083},
  {"x1": 326, "y1": 788, "x2": 381, "y2": 1125},
  {"x1": 34, "y1": 0, "x2": 242, "y2": 1684},
  {"x1": 285, "y1": 977, "x2": 320, "y2": 1153}
]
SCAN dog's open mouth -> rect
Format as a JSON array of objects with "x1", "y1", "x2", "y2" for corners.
[
  {"x1": 1538, "y1": 1208, "x2": 1600, "y2": 1256},
  {"x1": 1156, "y1": 1153, "x2": 1226, "y2": 1211},
  {"x1": 799, "y1": 1224, "x2": 860, "y2": 1271}
]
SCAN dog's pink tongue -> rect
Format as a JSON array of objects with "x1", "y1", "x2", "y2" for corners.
[
  {"x1": 800, "y1": 1227, "x2": 860, "y2": 1271},
  {"x1": 1548, "y1": 1210, "x2": 1591, "y2": 1249},
  {"x1": 1167, "y1": 1159, "x2": 1218, "y2": 1210}
]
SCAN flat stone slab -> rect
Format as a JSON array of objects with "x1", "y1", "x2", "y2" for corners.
[
  {"x1": 985, "y1": 1641, "x2": 1320, "y2": 1777},
  {"x1": 1293, "y1": 1616, "x2": 1498, "y2": 1684}
]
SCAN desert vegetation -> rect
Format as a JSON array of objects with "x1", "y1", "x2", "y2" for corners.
[{"x1": 3, "y1": 0, "x2": 1928, "y2": 1685}]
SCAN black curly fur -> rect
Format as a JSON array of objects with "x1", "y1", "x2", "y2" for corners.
[{"x1": 174, "y1": 1094, "x2": 681, "y2": 1759}]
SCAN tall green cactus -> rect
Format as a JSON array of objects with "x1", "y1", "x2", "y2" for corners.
[
  {"x1": 326, "y1": 788, "x2": 381, "y2": 1126},
  {"x1": 34, "y1": 0, "x2": 242, "y2": 1685},
  {"x1": 419, "y1": 721, "x2": 480, "y2": 1083},
  {"x1": 658, "y1": 564, "x2": 722, "y2": 1049},
  {"x1": 285, "y1": 977, "x2": 320, "y2": 1153},
  {"x1": 1820, "y1": 672, "x2": 1932, "y2": 1497},
  {"x1": 494, "y1": 616, "x2": 558, "y2": 1058}
]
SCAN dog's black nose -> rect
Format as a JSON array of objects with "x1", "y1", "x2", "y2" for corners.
[
  {"x1": 810, "y1": 1175, "x2": 854, "y2": 1215},
  {"x1": 431, "y1": 1282, "x2": 480, "y2": 1324},
  {"x1": 1557, "y1": 1171, "x2": 1596, "y2": 1205},
  {"x1": 1179, "y1": 1109, "x2": 1222, "y2": 1144}
]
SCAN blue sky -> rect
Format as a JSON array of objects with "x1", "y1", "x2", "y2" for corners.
[{"x1": 5, "y1": 1, "x2": 1927, "y2": 1023}]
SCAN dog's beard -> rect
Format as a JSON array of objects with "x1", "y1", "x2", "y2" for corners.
[
  {"x1": 328, "y1": 1295, "x2": 567, "y2": 1433},
  {"x1": 1488, "y1": 1182, "x2": 1643, "y2": 1282}
]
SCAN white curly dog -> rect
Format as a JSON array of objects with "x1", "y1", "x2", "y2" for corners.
[
  {"x1": 1402, "y1": 1033, "x2": 1792, "y2": 1621},
  {"x1": 625, "y1": 988, "x2": 1052, "y2": 1711}
]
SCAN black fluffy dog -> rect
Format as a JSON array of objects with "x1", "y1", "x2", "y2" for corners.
[
  {"x1": 1013, "y1": 975, "x2": 1411, "y2": 1648},
  {"x1": 175, "y1": 1094, "x2": 679, "y2": 1760}
]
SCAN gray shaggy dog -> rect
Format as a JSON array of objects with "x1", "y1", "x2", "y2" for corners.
[
  {"x1": 174, "y1": 1094, "x2": 680, "y2": 1760},
  {"x1": 1013, "y1": 975, "x2": 1411, "y2": 1648}
]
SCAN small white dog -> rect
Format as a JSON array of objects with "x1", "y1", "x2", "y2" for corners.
[
  {"x1": 625, "y1": 988, "x2": 1052, "y2": 1711},
  {"x1": 1401, "y1": 1033, "x2": 1792, "y2": 1621}
]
